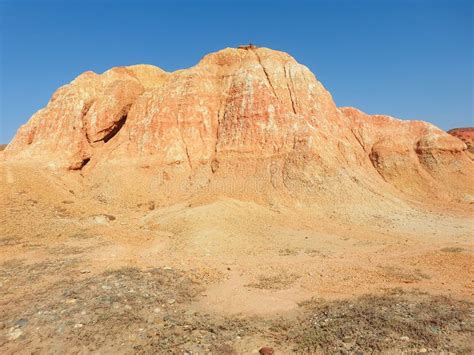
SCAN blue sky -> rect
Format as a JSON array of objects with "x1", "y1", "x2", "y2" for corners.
[{"x1": 1, "y1": 0, "x2": 472, "y2": 143}]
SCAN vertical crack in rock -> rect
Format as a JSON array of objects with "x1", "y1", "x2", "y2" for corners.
[
  {"x1": 215, "y1": 79, "x2": 227, "y2": 154},
  {"x1": 350, "y1": 129, "x2": 367, "y2": 153},
  {"x1": 288, "y1": 63, "x2": 300, "y2": 112},
  {"x1": 182, "y1": 133, "x2": 192, "y2": 169},
  {"x1": 252, "y1": 49, "x2": 280, "y2": 102},
  {"x1": 214, "y1": 109, "x2": 221, "y2": 154},
  {"x1": 284, "y1": 64, "x2": 297, "y2": 114},
  {"x1": 175, "y1": 102, "x2": 192, "y2": 169},
  {"x1": 81, "y1": 101, "x2": 94, "y2": 145},
  {"x1": 85, "y1": 131, "x2": 92, "y2": 144}
]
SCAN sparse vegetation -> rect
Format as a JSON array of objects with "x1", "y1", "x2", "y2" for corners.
[
  {"x1": 441, "y1": 247, "x2": 465, "y2": 253},
  {"x1": 276, "y1": 291, "x2": 474, "y2": 353},
  {"x1": 0, "y1": 266, "x2": 258, "y2": 353},
  {"x1": 379, "y1": 266, "x2": 431, "y2": 282},
  {"x1": 3, "y1": 257, "x2": 471, "y2": 354},
  {"x1": 246, "y1": 272, "x2": 300, "y2": 290}
]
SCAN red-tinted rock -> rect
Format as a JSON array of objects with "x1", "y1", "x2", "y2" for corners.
[
  {"x1": 3, "y1": 47, "x2": 473, "y2": 204},
  {"x1": 448, "y1": 128, "x2": 474, "y2": 153},
  {"x1": 259, "y1": 346, "x2": 275, "y2": 355}
]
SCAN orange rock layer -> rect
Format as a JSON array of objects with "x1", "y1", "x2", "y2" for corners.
[
  {"x1": 4, "y1": 47, "x2": 473, "y2": 205},
  {"x1": 448, "y1": 128, "x2": 474, "y2": 154}
]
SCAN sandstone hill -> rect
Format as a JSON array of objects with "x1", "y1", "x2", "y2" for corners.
[
  {"x1": 448, "y1": 128, "x2": 474, "y2": 154},
  {"x1": 3, "y1": 46, "x2": 473, "y2": 207}
]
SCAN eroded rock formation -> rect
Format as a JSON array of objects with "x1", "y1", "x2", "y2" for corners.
[
  {"x1": 4, "y1": 47, "x2": 473, "y2": 205},
  {"x1": 448, "y1": 128, "x2": 474, "y2": 154}
]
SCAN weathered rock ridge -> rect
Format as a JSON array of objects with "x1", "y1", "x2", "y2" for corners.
[
  {"x1": 448, "y1": 128, "x2": 474, "y2": 154},
  {"x1": 4, "y1": 47, "x2": 473, "y2": 205}
]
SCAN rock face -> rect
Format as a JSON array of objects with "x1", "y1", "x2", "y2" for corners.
[
  {"x1": 5, "y1": 65, "x2": 168, "y2": 169},
  {"x1": 4, "y1": 47, "x2": 473, "y2": 205},
  {"x1": 448, "y1": 128, "x2": 474, "y2": 154}
]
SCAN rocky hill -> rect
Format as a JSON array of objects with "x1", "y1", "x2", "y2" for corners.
[
  {"x1": 3, "y1": 47, "x2": 473, "y2": 207},
  {"x1": 448, "y1": 128, "x2": 474, "y2": 154}
]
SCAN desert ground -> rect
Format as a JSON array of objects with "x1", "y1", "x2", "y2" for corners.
[
  {"x1": 1, "y1": 46, "x2": 473, "y2": 354},
  {"x1": 1, "y1": 164, "x2": 472, "y2": 354}
]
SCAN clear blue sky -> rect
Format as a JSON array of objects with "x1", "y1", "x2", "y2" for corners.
[{"x1": 1, "y1": 0, "x2": 472, "y2": 143}]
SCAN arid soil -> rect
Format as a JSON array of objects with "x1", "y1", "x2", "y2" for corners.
[{"x1": 1, "y1": 164, "x2": 473, "y2": 354}]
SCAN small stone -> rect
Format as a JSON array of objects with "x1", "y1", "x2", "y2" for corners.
[
  {"x1": 343, "y1": 335, "x2": 352, "y2": 343},
  {"x1": 419, "y1": 348, "x2": 427, "y2": 353},
  {"x1": 74, "y1": 323, "x2": 83, "y2": 328},
  {"x1": 8, "y1": 328, "x2": 23, "y2": 340},
  {"x1": 163, "y1": 266, "x2": 173, "y2": 271},
  {"x1": 14, "y1": 318, "x2": 28, "y2": 327},
  {"x1": 57, "y1": 325, "x2": 65, "y2": 333},
  {"x1": 154, "y1": 307, "x2": 161, "y2": 313},
  {"x1": 259, "y1": 347, "x2": 274, "y2": 355},
  {"x1": 167, "y1": 299, "x2": 176, "y2": 304},
  {"x1": 400, "y1": 336, "x2": 410, "y2": 341},
  {"x1": 91, "y1": 214, "x2": 115, "y2": 225}
]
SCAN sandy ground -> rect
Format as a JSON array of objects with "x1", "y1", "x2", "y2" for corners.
[{"x1": 0, "y1": 164, "x2": 473, "y2": 353}]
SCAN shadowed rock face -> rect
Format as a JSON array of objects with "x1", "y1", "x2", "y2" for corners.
[
  {"x1": 448, "y1": 128, "x2": 474, "y2": 154},
  {"x1": 3, "y1": 47, "x2": 473, "y2": 204}
]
